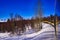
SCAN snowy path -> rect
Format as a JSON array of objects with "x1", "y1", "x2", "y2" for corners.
[{"x1": 0, "y1": 23, "x2": 60, "y2": 40}]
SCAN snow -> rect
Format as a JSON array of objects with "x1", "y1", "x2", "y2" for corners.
[
  {"x1": 0, "y1": 23, "x2": 59, "y2": 40},
  {"x1": 0, "y1": 19, "x2": 7, "y2": 22},
  {"x1": 0, "y1": 32, "x2": 10, "y2": 38},
  {"x1": 24, "y1": 25, "x2": 35, "y2": 34},
  {"x1": 23, "y1": 23, "x2": 54, "y2": 38},
  {"x1": 30, "y1": 24, "x2": 60, "y2": 40}
]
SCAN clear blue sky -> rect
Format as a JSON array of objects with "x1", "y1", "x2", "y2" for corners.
[{"x1": 0, "y1": 0, "x2": 60, "y2": 19}]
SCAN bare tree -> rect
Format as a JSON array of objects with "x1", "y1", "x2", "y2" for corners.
[
  {"x1": 10, "y1": 13, "x2": 14, "y2": 21},
  {"x1": 14, "y1": 13, "x2": 23, "y2": 21},
  {"x1": 54, "y1": 0, "x2": 58, "y2": 40},
  {"x1": 34, "y1": 0, "x2": 42, "y2": 32}
]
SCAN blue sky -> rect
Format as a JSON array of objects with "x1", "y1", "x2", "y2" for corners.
[{"x1": 0, "y1": 0, "x2": 60, "y2": 19}]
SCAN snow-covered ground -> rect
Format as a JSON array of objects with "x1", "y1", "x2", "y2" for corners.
[{"x1": 0, "y1": 23, "x2": 60, "y2": 40}]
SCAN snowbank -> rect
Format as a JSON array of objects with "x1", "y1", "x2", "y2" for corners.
[
  {"x1": 22, "y1": 23, "x2": 54, "y2": 38},
  {"x1": 0, "y1": 32, "x2": 10, "y2": 38},
  {"x1": 0, "y1": 23, "x2": 59, "y2": 40}
]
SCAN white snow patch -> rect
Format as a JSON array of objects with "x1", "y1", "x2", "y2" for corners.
[
  {"x1": 23, "y1": 23, "x2": 54, "y2": 38},
  {"x1": 0, "y1": 32, "x2": 10, "y2": 38}
]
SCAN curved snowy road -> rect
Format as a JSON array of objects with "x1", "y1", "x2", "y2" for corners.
[{"x1": 0, "y1": 23, "x2": 60, "y2": 40}]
